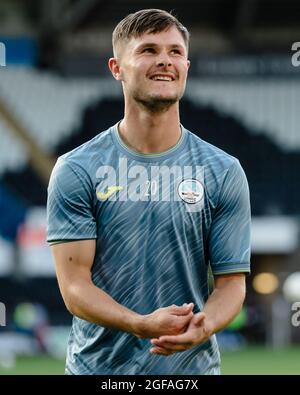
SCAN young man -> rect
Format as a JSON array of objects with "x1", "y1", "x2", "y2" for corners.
[{"x1": 47, "y1": 9, "x2": 251, "y2": 375}]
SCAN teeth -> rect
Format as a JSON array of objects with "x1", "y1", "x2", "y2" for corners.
[{"x1": 152, "y1": 76, "x2": 172, "y2": 81}]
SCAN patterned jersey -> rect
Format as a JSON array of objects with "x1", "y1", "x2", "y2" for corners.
[{"x1": 47, "y1": 123, "x2": 251, "y2": 375}]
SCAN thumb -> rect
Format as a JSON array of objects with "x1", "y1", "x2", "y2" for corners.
[
  {"x1": 180, "y1": 311, "x2": 194, "y2": 326},
  {"x1": 193, "y1": 312, "x2": 206, "y2": 326}
]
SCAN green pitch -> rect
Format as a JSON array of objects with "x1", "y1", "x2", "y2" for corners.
[
  {"x1": 221, "y1": 346, "x2": 300, "y2": 375},
  {"x1": 0, "y1": 346, "x2": 299, "y2": 375}
]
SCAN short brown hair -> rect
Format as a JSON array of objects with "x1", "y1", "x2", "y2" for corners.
[{"x1": 112, "y1": 9, "x2": 190, "y2": 56}]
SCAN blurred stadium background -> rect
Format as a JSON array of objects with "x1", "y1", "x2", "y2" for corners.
[{"x1": 0, "y1": 0, "x2": 300, "y2": 375}]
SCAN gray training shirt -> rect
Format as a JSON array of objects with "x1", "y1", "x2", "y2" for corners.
[{"x1": 47, "y1": 123, "x2": 251, "y2": 375}]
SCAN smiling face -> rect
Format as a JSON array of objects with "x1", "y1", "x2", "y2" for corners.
[{"x1": 109, "y1": 26, "x2": 190, "y2": 113}]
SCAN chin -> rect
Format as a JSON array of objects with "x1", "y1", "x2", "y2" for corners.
[
  {"x1": 133, "y1": 89, "x2": 182, "y2": 112},
  {"x1": 149, "y1": 92, "x2": 180, "y2": 103},
  {"x1": 141, "y1": 97, "x2": 178, "y2": 113}
]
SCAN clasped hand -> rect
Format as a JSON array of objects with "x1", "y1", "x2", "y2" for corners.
[{"x1": 149, "y1": 306, "x2": 213, "y2": 356}]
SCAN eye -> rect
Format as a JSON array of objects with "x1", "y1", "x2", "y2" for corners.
[
  {"x1": 142, "y1": 47, "x2": 155, "y2": 53},
  {"x1": 170, "y1": 49, "x2": 182, "y2": 55}
]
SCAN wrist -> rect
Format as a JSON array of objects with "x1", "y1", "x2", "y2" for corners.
[
  {"x1": 201, "y1": 314, "x2": 215, "y2": 338},
  {"x1": 129, "y1": 311, "x2": 147, "y2": 338}
]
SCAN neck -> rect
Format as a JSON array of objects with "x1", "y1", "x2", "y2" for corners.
[{"x1": 118, "y1": 103, "x2": 181, "y2": 154}]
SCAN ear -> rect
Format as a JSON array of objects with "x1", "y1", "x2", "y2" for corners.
[
  {"x1": 187, "y1": 59, "x2": 191, "y2": 70},
  {"x1": 108, "y1": 58, "x2": 123, "y2": 81}
]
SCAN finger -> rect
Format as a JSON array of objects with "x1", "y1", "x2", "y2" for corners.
[
  {"x1": 169, "y1": 303, "x2": 194, "y2": 315},
  {"x1": 194, "y1": 312, "x2": 206, "y2": 326},
  {"x1": 178, "y1": 312, "x2": 194, "y2": 327},
  {"x1": 151, "y1": 340, "x2": 189, "y2": 352},
  {"x1": 157, "y1": 332, "x2": 191, "y2": 344},
  {"x1": 151, "y1": 337, "x2": 191, "y2": 349}
]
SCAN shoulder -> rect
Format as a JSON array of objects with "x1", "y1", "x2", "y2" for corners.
[
  {"x1": 184, "y1": 127, "x2": 238, "y2": 171},
  {"x1": 61, "y1": 125, "x2": 114, "y2": 164},
  {"x1": 52, "y1": 124, "x2": 116, "y2": 178},
  {"x1": 183, "y1": 126, "x2": 247, "y2": 205}
]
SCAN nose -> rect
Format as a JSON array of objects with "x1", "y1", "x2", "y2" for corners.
[{"x1": 156, "y1": 51, "x2": 172, "y2": 67}]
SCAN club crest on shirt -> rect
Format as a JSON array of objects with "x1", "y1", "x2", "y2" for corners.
[{"x1": 178, "y1": 179, "x2": 204, "y2": 204}]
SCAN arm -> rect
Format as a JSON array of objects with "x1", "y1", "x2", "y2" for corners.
[
  {"x1": 150, "y1": 273, "x2": 246, "y2": 355},
  {"x1": 151, "y1": 162, "x2": 251, "y2": 355},
  {"x1": 202, "y1": 273, "x2": 246, "y2": 332},
  {"x1": 47, "y1": 160, "x2": 194, "y2": 339},
  {"x1": 51, "y1": 239, "x2": 194, "y2": 339}
]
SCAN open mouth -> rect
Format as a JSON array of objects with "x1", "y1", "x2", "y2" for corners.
[{"x1": 150, "y1": 75, "x2": 175, "y2": 81}]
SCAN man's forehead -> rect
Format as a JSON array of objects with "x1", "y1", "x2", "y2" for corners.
[{"x1": 129, "y1": 27, "x2": 186, "y2": 48}]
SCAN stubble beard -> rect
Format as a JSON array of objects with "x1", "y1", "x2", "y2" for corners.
[{"x1": 133, "y1": 91, "x2": 182, "y2": 114}]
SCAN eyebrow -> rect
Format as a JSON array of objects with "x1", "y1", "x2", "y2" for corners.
[{"x1": 136, "y1": 43, "x2": 185, "y2": 51}]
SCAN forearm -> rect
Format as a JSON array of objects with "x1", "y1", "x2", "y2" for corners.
[
  {"x1": 203, "y1": 276, "x2": 246, "y2": 335},
  {"x1": 65, "y1": 278, "x2": 141, "y2": 335},
  {"x1": 64, "y1": 278, "x2": 194, "y2": 340}
]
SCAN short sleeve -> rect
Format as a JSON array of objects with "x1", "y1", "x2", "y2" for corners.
[
  {"x1": 47, "y1": 158, "x2": 97, "y2": 243},
  {"x1": 209, "y1": 160, "x2": 251, "y2": 275}
]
